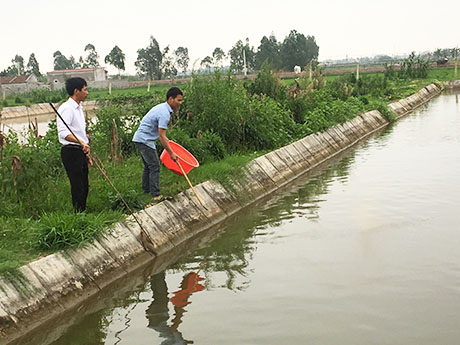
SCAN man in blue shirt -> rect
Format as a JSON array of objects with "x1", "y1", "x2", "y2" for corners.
[{"x1": 133, "y1": 87, "x2": 183, "y2": 201}]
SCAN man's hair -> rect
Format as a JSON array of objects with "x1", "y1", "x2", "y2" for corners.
[
  {"x1": 65, "y1": 77, "x2": 87, "y2": 96},
  {"x1": 166, "y1": 87, "x2": 183, "y2": 100}
]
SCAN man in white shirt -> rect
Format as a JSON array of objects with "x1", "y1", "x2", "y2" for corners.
[{"x1": 57, "y1": 77, "x2": 91, "y2": 212}]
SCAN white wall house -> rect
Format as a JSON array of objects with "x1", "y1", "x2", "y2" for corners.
[{"x1": 47, "y1": 68, "x2": 108, "y2": 89}]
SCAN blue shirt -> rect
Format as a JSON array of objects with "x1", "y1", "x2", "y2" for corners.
[{"x1": 132, "y1": 102, "x2": 173, "y2": 150}]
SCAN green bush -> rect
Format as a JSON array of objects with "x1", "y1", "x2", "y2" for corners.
[
  {"x1": 300, "y1": 91, "x2": 365, "y2": 134},
  {"x1": 167, "y1": 127, "x2": 227, "y2": 163},
  {"x1": 89, "y1": 104, "x2": 139, "y2": 156},
  {"x1": 247, "y1": 61, "x2": 285, "y2": 100},
  {"x1": 182, "y1": 72, "x2": 248, "y2": 151},
  {"x1": 366, "y1": 99, "x2": 395, "y2": 122},
  {"x1": 0, "y1": 130, "x2": 62, "y2": 217},
  {"x1": 244, "y1": 95, "x2": 298, "y2": 150}
]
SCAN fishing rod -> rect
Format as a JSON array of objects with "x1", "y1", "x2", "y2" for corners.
[{"x1": 49, "y1": 102, "x2": 157, "y2": 256}]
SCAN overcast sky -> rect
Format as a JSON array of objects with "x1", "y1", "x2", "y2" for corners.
[{"x1": 1, "y1": 0, "x2": 459, "y2": 75}]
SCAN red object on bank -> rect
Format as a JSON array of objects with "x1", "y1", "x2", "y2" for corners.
[{"x1": 160, "y1": 141, "x2": 199, "y2": 176}]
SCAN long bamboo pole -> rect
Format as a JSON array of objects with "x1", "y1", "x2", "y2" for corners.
[
  {"x1": 176, "y1": 159, "x2": 206, "y2": 209},
  {"x1": 49, "y1": 103, "x2": 157, "y2": 255}
]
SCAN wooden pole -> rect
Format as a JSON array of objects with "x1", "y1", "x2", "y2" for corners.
[{"x1": 176, "y1": 160, "x2": 206, "y2": 209}]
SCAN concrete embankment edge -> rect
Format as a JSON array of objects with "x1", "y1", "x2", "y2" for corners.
[
  {"x1": 0, "y1": 83, "x2": 442, "y2": 342},
  {"x1": 0, "y1": 101, "x2": 98, "y2": 121}
]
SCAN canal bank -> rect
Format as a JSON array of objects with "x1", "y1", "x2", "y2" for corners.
[{"x1": 0, "y1": 83, "x2": 444, "y2": 343}]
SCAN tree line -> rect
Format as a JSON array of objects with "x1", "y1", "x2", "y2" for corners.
[{"x1": 0, "y1": 30, "x2": 319, "y2": 80}]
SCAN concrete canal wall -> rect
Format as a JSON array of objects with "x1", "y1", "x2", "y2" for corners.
[
  {"x1": 0, "y1": 101, "x2": 98, "y2": 122},
  {"x1": 0, "y1": 83, "x2": 443, "y2": 343}
]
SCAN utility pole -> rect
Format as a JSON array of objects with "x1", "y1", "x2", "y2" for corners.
[
  {"x1": 356, "y1": 58, "x2": 360, "y2": 81},
  {"x1": 454, "y1": 47, "x2": 458, "y2": 79},
  {"x1": 242, "y1": 49, "x2": 248, "y2": 77}
]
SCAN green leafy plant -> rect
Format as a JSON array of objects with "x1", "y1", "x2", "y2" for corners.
[{"x1": 34, "y1": 211, "x2": 123, "y2": 250}]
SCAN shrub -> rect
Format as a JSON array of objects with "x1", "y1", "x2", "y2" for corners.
[
  {"x1": 183, "y1": 71, "x2": 249, "y2": 152},
  {"x1": 247, "y1": 61, "x2": 284, "y2": 100},
  {"x1": 244, "y1": 95, "x2": 298, "y2": 150},
  {"x1": 366, "y1": 99, "x2": 395, "y2": 122},
  {"x1": 167, "y1": 127, "x2": 226, "y2": 163},
  {"x1": 0, "y1": 130, "x2": 62, "y2": 216},
  {"x1": 300, "y1": 91, "x2": 365, "y2": 134},
  {"x1": 89, "y1": 104, "x2": 139, "y2": 157}
]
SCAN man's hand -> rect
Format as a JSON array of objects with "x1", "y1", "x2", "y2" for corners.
[
  {"x1": 170, "y1": 151, "x2": 178, "y2": 162},
  {"x1": 81, "y1": 142, "x2": 90, "y2": 154},
  {"x1": 86, "y1": 154, "x2": 93, "y2": 166}
]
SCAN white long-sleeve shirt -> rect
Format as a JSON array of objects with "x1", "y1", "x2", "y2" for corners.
[{"x1": 57, "y1": 97, "x2": 89, "y2": 146}]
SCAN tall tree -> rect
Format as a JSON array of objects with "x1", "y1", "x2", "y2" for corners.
[
  {"x1": 433, "y1": 48, "x2": 443, "y2": 59},
  {"x1": 280, "y1": 30, "x2": 319, "y2": 71},
  {"x1": 450, "y1": 47, "x2": 460, "y2": 60},
  {"x1": 0, "y1": 65, "x2": 18, "y2": 77},
  {"x1": 0, "y1": 55, "x2": 24, "y2": 76},
  {"x1": 200, "y1": 56, "x2": 213, "y2": 73},
  {"x1": 26, "y1": 53, "x2": 41, "y2": 77},
  {"x1": 228, "y1": 38, "x2": 255, "y2": 73},
  {"x1": 53, "y1": 51, "x2": 73, "y2": 70},
  {"x1": 105, "y1": 45, "x2": 126, "y2": 75},
  {"x1": 83, "y1": 43, "x2": 100, "y2": 68},
  {"x1": 174, "y1": 46, "x2": 189, "y2": 75},
  {"x1": 135, "y1": 36, "x2": 163, "y2": 79},
  {"x1": 161, "y1": 46, "x2": 177, "y2": 79},
  {"x1": 13, "y1": 55, "x2": 25, "y2": 75},
  {"x1": 212, "y1": 47, "x2": 225, "y2": 67},
  {"x1": 69, "y1": 56, "x2": 80, "y2": 69},
  {"x1": 255, "y1": 34, "x2": 281, "y2": 70}
]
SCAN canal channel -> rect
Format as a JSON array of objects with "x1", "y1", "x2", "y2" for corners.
[{"x1": 9, "y1": 90, "x2": 460, "y2": 345}]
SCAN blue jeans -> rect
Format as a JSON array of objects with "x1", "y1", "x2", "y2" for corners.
[{"x1": 135, "y1": 142, "x2": 161, "y2": 197}]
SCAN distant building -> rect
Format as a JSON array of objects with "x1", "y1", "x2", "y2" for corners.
[
  {"x1": 294, "y1": 65, "x2": 301, "y2": 74},
  {"x1": 0, "y1": 74, "x2": 40, "y2": 95},
  {"x1": 47, "y1": 67, "x2": 108, "y2": 89}
]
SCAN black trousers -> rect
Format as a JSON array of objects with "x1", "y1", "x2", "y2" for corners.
[{"x1": 61, "y1": 145, "x2": 89, "y2": 212}]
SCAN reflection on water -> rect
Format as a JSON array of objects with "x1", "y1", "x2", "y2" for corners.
[
  {"x1": 146, "y1": 272, "x2": 205, "y2": 345},
  {"x1": 7, "y1": 91, "x2": 460, "y2": 345}
]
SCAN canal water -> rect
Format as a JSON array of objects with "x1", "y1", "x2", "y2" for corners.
[
  {"x1": 12, "y1": 91, "x2": 460, "y2": 345},
  {"x1": 0, "y1": 109, "x2": 96, "y2": 142}
]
